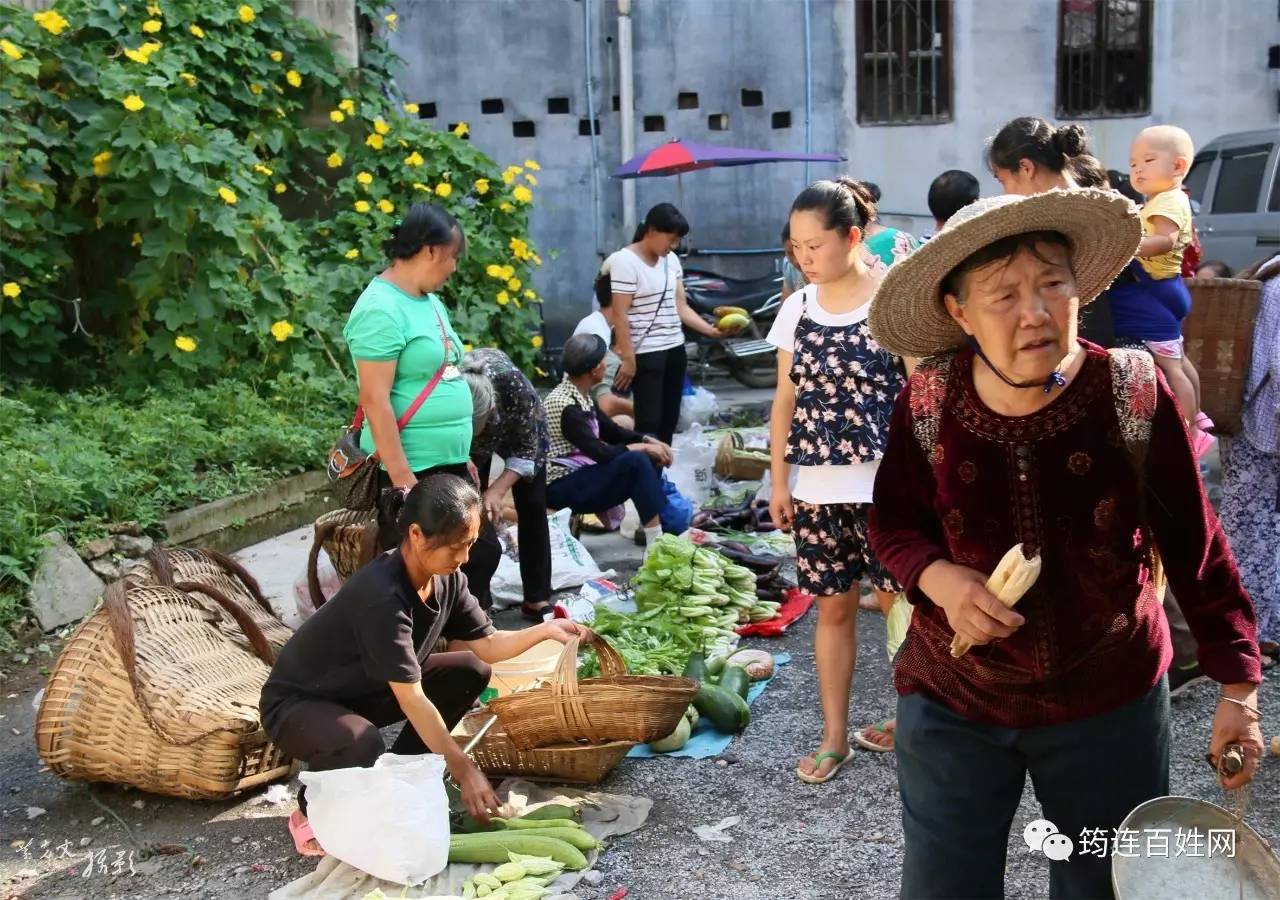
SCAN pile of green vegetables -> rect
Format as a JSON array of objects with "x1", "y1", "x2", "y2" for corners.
[
  {"x1": 446, "y1": 804, "x2": 595, "y2": 899},
  {"x1": 647, "y1": 646, "x2": 777, "y2": 753}
]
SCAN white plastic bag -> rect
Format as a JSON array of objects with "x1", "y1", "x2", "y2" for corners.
[
  {"x1": 490, "y1": 510, "x2": 613, "y2": 606},
  {"x1": 670, "y1": 423, "x2": 717, "y2": 505},
  {"x1": 291, "y1": 549, "x2": 341, "y2": 628},
  {"x1": 298, "y1": 753, "x2": 450, "y2": 885},
  {"x1": 677, "y1": 385, "x2": 717, "y2": 433}
]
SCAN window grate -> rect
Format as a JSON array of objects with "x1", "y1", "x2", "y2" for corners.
[
  {"x1": 855, "y1": 0, "x2": 953, "y2": 125},
  {"x1": 1056, "y1": 0, "x2": 1153, "y2": 118}
]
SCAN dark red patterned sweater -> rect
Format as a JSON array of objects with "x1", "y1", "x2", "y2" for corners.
[{"x1": 869, "y1": 343, "x2": 1261, "y2": 728}]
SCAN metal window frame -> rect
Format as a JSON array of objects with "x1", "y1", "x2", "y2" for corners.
[
  {"x1": 1056, "y1": 0, "x2": 1154, "y2": 119},
  {"x1": 855, "y1": 0, "x2": 954, "y2": 126}
]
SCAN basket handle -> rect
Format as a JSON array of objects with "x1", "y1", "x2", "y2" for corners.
[
  {"x1": 547, "y1": 636, "x2": 629, "y2": 744},
  {"x1": 145, "y1": 545, "x2": 277, "y2": 619},
  {"x1": 174, "y1": 581, "x2": 277, "y2": 666}
]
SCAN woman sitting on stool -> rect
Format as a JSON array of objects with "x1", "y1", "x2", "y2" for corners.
[
  {"x1": 260, "y1": 474, "x2": 593, "y2": 856},
  {"x1": 544, "y1": 334, "x2": 674, "y2": 552}
]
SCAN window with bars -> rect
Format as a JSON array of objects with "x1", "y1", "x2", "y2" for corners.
[
  {"x1": 1057, "y1": 0, "x2": 1153, "y2": 118},
  {"x1": 855, "y1": 0, "x2": 952, "y2": 125}
]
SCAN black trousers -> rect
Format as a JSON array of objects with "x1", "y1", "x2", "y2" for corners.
[
  {"x1": 632, "y1": 344, "x2": 687, "y2": 445},
  {"x1": 267, "y1": 651, "x2": 491, "y2": 815},
  {"x1": 377, "y1": 462, "x2": 501, "y2": 610},
  {"x1": 476, "y1": 462, "x2": 552, "y2": 606}
]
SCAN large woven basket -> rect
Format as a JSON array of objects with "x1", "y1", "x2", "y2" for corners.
[
  {"x1": 1183, "y1": 277, "x2": 1262, "y2": 435},
  {"x1": 485, "y1": 637, "x2": 697, "y2": 750},
  {"x1": 454, "y1": 711, "x2": 633, "y2": 785},
  {"x1": 313, "y1": 507, "x2": 378, "y2": 580},
  {"x1": 714, "y1": 431, "x2": 770, "y2": 481},
  {"x1": 36, "y1": 551, "x2": 294, "y2": 799}
]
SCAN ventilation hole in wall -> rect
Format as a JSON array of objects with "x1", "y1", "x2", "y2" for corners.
[
  {"x1": 513, "y1": 120, "x2": 536, "y2": 138},
  {"x1": 643, "y1": 115, "x2": 665, "y2": 132},
  {"x1": 677, "y1": 91, "x2": 699, "y2": 109},
  {"x1": 741, "y1": 89, "x2": 763, "y2": 107},
  {"x1": 578, "y1": 117, "x2": 601, "y2": 136},
  {"x1": 417, "y1": 102, "x2": 437, "y2": 119},
  {"x1": 612, "y1": 94, "x2": 620, "y2": 112},
  {"x1": 547, "y1": 97, "x2": 571, "y2": 115},
  {"x1": 707, "y1": 113, "x2": 729, "y2": 131},
  {"x1": 481, "y1": 98, "x2": 505, "y2": 115},
  {"x1": 771, "y1": 110, "x2": 792, "y2": 129},
  {"x1": 447, "y1": 123, "x2": 470, "y2": 139}
]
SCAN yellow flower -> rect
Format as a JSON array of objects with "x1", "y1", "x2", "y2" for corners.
[
  {"x1": 274, "y1": 182, "x2": 286, "y2": 194},
  {"x1": 377, "y1": 199, "x2": 394, "y2": 214},
  {"x1": 329, "y1": 110, "x2": 345, "y2": 123},
  {"x1": 33, "y1": 10, "x2": 70, "y2": 35},
  {"x1": 345, "y1": 248, "x2": 360, "y2": 260},
  {"x1": 354, "y1": 200, "x2": 370, "y2": 213},
  {"x1": 404, "y1": 151, "x2": 424, "y2": 167},
  {"x1": 131, "y1": 232, "x2": 143, "y2": 247},
  {"x1": 0, "y1": 39, "x2": 23, "y2": 61},
  {"x1": 502, "y1": 170, "x2": 516, "y2": 185},
  {"x1": 270, "y1": 50, "x2": 283, "y2": 62},
  {"x1": 338, "y1": 98, "x2": 355, "y2": 114},
  {"x1": 525, "y1": 173, "x2": 538, "y2": 186},
  {"x1": 179, "y1": 72, "x2": 197, "y2": 87},
  {"x1": 218, "y1": 186, "x2": 238, "y2": 205},
  {"x1": 147, "y1": 4, "x2": 162, "y2": 15},
  {"x1": 365, "y1": 133, "x2": 384, "y2": 150},
  {"x1": 326, "y1": 152, "x2": 343, "y2": 168},
  {"x1": 434, "y1": 182, "x2": 452, "y2": 198},
  {"x1": 384, "y1": 13, "x2": 398, "y2": 30},
  {"x1": 496, "y1": 291, "x2": 510, "y2": 306},
  {"x1": 474, "y1": 179, "x2": 490, "y2": 195},
  {"x1": 412, "y1": 182, "x2": 428, "y2": 192},
  {"x1": 285, "y1": 70, "x2": 301, "y2": 88},
  {"x1": 507, "y1": 278, "x2": 522, "y2": 292},
  {"x1": 174, "y1": 335, "x2": 197, "y2": 352},
  {"x1": 452, "y1": 122, "x2": 469, "y2": 138},
  {"x1": 142, "y1": 19, "x2": 162, "y2": 33},
  {"x1": 270, "y1": 320, "x2": 294, "y2": 342},
  {"x1": 238, "y1": 5, "x2": 256, "y2": 25},
  {"x1": 531, "y1": 335, "x2": 544, "y2": 348},
  {"x1": 524, "y1": 289, "x2": 537, "y2": 300},
  {"x1": 356, "y1": 171, "x2": 373, "y2": 185},
  {"x1": 524, "y1": 160, "x2": 541, "y2": 171},
  {"x1": 500, "y1": 265, "x2": 515, "y2": 279},
  {"x1": 253, "y1": 163, "x2": 273, "y2": 177},
  {"x1": 509, "y1": 237, "x2": 529, "y2": 258},
  {"x1": 513, "y1": 185, "x2": 533, "y2": 204},
  {"x1": 485, "y1": 264, "x2": 504, "y2": 279},
  {"x1": 2, "y1": 282, "x2": 20, "y2": 299},
  {"x1": 122, "y1": 95, "x2": 145, "y2": 112},
  {"x1": 189, "y1": 24, "x2": 204, "y2": 38},
  {"x1": 499, "y1": 202, "x2": 514, "y2": 213},
  {"x1": 92, "y1": 151, "x2": 112, "y2": 176},
  {"x1": 404, "y1": 102, "x2": 419, "y2": 115},
  {"x1": 249, "y1": 83, "x2": 263, "y2": 96},
  {"x1": 373, "y1": 118, "x2": 390, "y2": 136}
]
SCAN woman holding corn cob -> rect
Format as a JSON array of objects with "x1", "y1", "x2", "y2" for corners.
[
  {"x1": 767, "y1": 178, "x2": 912, "y2": 784},
  {"x1": 868, "y1": 189, "x2": 1264, "y2": 900}
]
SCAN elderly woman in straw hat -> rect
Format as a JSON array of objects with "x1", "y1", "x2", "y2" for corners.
[{"x1": 866, "y1": 189, "x2": 1263, "y2": 900}]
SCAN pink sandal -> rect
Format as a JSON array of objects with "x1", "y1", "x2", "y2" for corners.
[{"x1": 289, "y1": 809, "x2": 326, "y2": 857}]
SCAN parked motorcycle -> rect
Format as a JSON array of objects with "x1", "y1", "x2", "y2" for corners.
[{"x1": 681, "y1": 265, "x2": 782, "y2": 388}]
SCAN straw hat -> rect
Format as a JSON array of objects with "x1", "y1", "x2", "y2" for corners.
[{"x1": 869, "y1": 188, "x2": 1141, "y2": 358}]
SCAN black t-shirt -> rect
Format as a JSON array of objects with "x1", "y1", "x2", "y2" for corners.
[{"x1": 260, "y1": 550, "x2": 493, "y2": 726}]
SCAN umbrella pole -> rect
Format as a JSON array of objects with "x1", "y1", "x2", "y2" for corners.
[{"x1": 678, "y1": 173, "x2": 685, "y2": 213}]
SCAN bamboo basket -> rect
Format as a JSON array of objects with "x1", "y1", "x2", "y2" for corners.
[
  {"x1": 485, "y1": 637, "x2": 697, "y2": 750},
  {"x1": 454, "y1": 711, "x2": 633, "y2": 785},
  {"x1": 714, "y1": 431, "x2": 770, "y2": 481},
  {"x1": 1182, "y1": 277, "x2": 1262, "y2": 435},
  {"x1": 312, "y1": 507, "x2": 378, "y2": 580},
  {"x1": 35, "y1": 573, "x2": 294, "y2": 799}
]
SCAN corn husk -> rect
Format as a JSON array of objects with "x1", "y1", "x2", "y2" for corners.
[{"x1": 950, "y1": 543, "x2": 1042, "y2": 658}]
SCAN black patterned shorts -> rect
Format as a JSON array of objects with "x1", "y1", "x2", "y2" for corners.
[{"x1": 792, "y1": 500, "x2": 900, "y2": 597}]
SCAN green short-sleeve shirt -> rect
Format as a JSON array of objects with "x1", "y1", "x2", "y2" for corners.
[{"x1": 343, "y1": 277, "x2": 472, "y2": 472}]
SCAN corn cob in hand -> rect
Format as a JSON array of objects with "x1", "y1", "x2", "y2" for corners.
[{"x1": 949, "y1": 543, "x2": 1042, "y2": 658}]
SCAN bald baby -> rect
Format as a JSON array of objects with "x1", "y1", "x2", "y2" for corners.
[{"x1": 1136, "y1": 125, "x2": 1195, "y2": 163}]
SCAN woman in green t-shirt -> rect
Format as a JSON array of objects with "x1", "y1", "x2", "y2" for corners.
[{"x1": 343, "y1": 203, "x2": 500, "y2": 606}]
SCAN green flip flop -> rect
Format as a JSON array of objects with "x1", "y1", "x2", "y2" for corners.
[{"x1": 796, "y1": 750, "x2": 849, "y2": 784}]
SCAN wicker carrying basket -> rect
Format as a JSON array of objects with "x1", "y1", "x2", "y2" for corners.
[
  {"x1": 36, "y1": 548, "x2": 294, "y2": 799},
  {"x1": 454, "y1": 711, "x2": 633, "y2": 785},
  {"x1": 714, "y1": 432, "x2": 770, "y2": 481},
  {"x1": 485, "y1": 637, "x2": 697, "y2": 751},
  {"x1": 1182, "y1": 277, "x2": 1262, "y2": 435}
]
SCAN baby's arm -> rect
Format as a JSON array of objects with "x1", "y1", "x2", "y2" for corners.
[{"x1": 1136, "y1": 214, "x2": 1179, "y2": 258}]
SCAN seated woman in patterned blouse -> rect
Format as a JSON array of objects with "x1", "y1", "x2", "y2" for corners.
[{"x1": 866, "y1": 189, "x2": 1263, "y2": 900}]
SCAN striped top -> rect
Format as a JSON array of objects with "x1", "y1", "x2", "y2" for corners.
[{"x1": 606, "y1": 247, "x2": 684, "y2": 355}]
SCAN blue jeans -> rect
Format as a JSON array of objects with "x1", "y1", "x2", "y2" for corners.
[
  {"x1": 546, "y1": 450, "x2": 665, "y2": 524},
  {"x1": 896, "y1": 679, "x2": 1170, "y2": 899}
]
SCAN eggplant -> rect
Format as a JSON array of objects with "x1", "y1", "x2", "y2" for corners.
[{"x1": 716, "y1": 544, "x2": 783, "y2": 572}]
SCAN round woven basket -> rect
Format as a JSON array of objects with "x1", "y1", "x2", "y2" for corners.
[
  {"x1": 454, "y1": 711, "x2": 633, "y2": 785},
  {"x1": 314, "y1": 507, "x2": 377, "y2": 579},
  {"x1": 485, "y1": 637, "x2": 698, "y2": 751},
  {"x1": 1182, "y1": 277, "x2": 1262, "y2": 434}
]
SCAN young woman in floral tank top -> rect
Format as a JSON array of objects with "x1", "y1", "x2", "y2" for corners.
[{"x1": 767, "y1": 178, "x2": 914, "y2": 784}]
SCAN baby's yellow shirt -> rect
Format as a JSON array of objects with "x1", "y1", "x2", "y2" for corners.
[{"x1": 1136, "y1": 189, "x2": 1193, "y2": 280}]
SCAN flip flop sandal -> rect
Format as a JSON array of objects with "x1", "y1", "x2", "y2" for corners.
[
  {"x1": 796, "y1": 750, "x2": 849, "y2": 785},
  {"x1": 288, "y1": 810, "x2": 326, "y2": 857},
  {"x1": 852, "y1": 721, "x2": 895, "y2": 753}
]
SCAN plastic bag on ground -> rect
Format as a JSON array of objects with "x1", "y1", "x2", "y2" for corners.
[
  {"x1": 298, "y1": 753, "x2": 450, "y2": 885},
  {"x1": 292, "y1": 548, "x2": 341, "y2": 628},
  {"x1": 677, "y1": 385, "x2": 717, "y2": 433},
  {"x1": 490, "y1": 509, "x2": 614, "y2": 607},
  {"x1": 669, "y1": 423, "x2": 717, "y2": 506}
]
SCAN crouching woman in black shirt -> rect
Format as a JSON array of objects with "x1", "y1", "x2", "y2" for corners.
[{"x1": 260, "y1": 474, "x2": 593, "y2": 856}]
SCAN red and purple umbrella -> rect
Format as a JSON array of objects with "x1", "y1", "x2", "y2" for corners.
[{"x1": 612, "y1": 138, "x2": 842, "y2": 179}]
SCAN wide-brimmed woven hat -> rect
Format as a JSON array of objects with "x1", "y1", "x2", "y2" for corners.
[{"x1": 869, "y1": 188, "x2": 1141, "y2": 358}]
